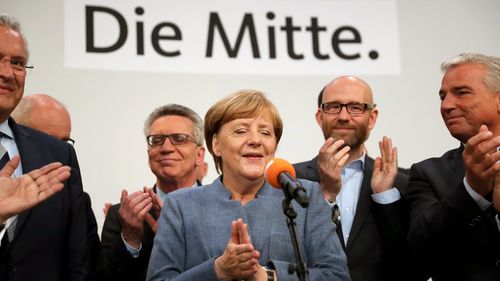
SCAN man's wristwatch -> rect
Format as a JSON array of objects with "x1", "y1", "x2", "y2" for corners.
[{"x1": 262, "y1": 266, "x2": 275, "y2": 281}]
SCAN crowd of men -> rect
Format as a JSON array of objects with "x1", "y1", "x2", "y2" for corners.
[{"x1": 0, "y1": 13, "x2": 499, "y2": 281}]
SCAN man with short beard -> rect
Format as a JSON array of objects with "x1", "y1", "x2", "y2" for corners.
[{"x1": 294, "y1": 76, "x2": 420, "y2": 281}]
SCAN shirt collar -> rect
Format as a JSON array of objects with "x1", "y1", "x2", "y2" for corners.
[
  {"x1": 345, "y1": 152, "x2": 366, "y2": 170},
  {"x1": 0, "y1": 120, "x2": 14, "y2": 139}
]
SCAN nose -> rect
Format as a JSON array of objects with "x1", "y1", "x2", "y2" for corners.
[
  {"x1": 159, "y1": 137, "x2": 176, "y2": 152},
  {"x1": 247, "y1": 130, "x2": 262, "y2": 146},
  {"x1": 336, "y1": 106, "x2": 351, "y2": 120},
  {"x1": 0, "y1": 59, "x2": 15, "y2": 79},
  {"x1": 441, "y1": 93, "x2": 456, "y2": 113}
]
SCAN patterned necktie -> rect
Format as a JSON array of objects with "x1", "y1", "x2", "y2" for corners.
[
  {"x1": 0, "y1": 139, "x2": 9, "y2": 170},
  {"x1": 0, "y1": 138, "x2": 10, "y2": 253},
  {"x1": 332, "y1": 202, "x2": 341, "y2": 226}
]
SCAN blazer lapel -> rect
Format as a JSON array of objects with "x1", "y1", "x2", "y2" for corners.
[
  {"x1": 8, "y1": 119, "x2": 44, "y2": 240},
  {"x1": 345, "y1": 157, "x2": 374, "y2": 250},
  {"x1": 448, "y1": 145, "x2": 465, "y2": 178},
  {"x1": 305, "y1": 156, "x2": 320, "y2": 182}
]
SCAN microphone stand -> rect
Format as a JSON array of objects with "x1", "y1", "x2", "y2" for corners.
[{"x1": 282, "y1": 197, "x2": 309, "y2": 281}]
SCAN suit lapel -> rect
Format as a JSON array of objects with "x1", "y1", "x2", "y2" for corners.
[
  {"x1": 448, "y1": 145, "x2": 465, "y2": 178},
  {"x1": 305, "y1": 156, "x2": 320, "y2": 182},
  {"x1": 8, "y1": 119, "x2": 44, "y2": 240},
  {"x1": 345, "y1": 157, "x2": 374, "y2": 250}
]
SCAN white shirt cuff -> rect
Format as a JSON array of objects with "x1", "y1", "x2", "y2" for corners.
[
  {"x1": 371, "y1": 187, "x2": 401, "y2": 205},
  {"x1": 463, "y1": 177, "x2": 492, "y2": 211},
  {"x1": 121, "y1": 232, "x2": 142, "y2": 258}
]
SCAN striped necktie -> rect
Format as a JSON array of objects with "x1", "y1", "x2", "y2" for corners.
[
  {"x1": 0, "y1": 137, "x2": 11, "y2": 252},
  {"x1": 0, "y1": 140, "x2": 9, "y2": 170}
]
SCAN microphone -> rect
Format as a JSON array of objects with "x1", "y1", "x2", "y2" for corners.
[{"x1": 265, "y1": 158, "x2": 309, "y2": 208}]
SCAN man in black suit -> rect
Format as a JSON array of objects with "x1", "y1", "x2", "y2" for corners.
[
  {"x1": 294, "y1": 76, "x2": 417, "y2": 281},
  {"x1": 407, "y1": 53, "x2": 500, "y2": 281},
  {"x1": 0, "y1": 14, "x2": 92, "y2": 280},
  {"x1": 12, "y1": 93, "x2": 101, "y2": 275},
  {"x1": 97, "y1": 104, "x2": 206, "y2": 281}
]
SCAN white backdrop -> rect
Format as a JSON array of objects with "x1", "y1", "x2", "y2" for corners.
[{"x1": 3, "y1": 0, "x2": 500, "y2": 230}]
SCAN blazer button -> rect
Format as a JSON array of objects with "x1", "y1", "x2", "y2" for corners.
[{"x1": 468, "y1": 216, "x2": 482, "y2": 227}]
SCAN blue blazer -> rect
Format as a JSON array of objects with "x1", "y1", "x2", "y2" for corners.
[
  {"x1": 147, "y1": 177, "x2": 350, "y2": 281},
  {"x1": 0, "y1": 119, "x2": 93, "y2": 281}
]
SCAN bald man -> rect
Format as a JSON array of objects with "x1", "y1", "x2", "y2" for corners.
[
  {"x1": 294, "y1": 76, "x2": 423, "y2": 281},
  {"x1": 11, "y1": 93, "x2": 100, "y2": 274},
  {"x1": 12, "y1": 93, "x2": 72, "y2": 143}
]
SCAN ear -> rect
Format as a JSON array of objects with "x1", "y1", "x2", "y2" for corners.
[
  {"x1": 195, "y1": 146, "x2": 206, "y2": 166},
  {"x1": 315, "y1": 108, "x2": 323, "y2": 127},
  {"x1": 211, "y1": 134, "x2": 221, "y2": 157},
  {"x1": 368, "y1": 107, "x2": 378, "y2": 130},
  {"x1": 497, "y1": 91, "x2": 500, "y2": 113}
]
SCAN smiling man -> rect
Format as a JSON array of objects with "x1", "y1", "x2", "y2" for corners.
[
  {"x1": 293, "y1": 76, "x2": 416, "y2": 281},
  {"x1": 0, "y1": 15, "x2": 92, "y2": 280},
  {"x1": 97, "y1": 104, "x2": 205, "y2": 281},
  {"x1": 407, "y1": 53, "x2": 500, "y2": 280}
]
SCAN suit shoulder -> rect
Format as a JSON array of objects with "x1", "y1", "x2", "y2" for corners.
[
  {"x1": 166, "y1": 185, "x2": 204, "y2": 199},
  {"x1": 411, "y1": 147, "x2": 461, "y2": 169},
  {"x1": 293, "y1": 158, "x2": 314, "y2": 171}
]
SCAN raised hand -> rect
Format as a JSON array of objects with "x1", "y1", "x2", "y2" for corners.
[
  {"x1": 318, "y1": 137, "x2": 350, "y2": 201},
  {"x1": 144, "y1": 187, "x2": 163, "y2": 233},
  {"x1": 215, "y1": 219, "x2": 260, "y2": 281},
  {"x1": 119, "y1": 188, "x2": 153, "y2": 249},
  {"x1": 463, "y1": 125, "x2": 500, "y2": 197},
  {"x1": 0, "y1": 156, "x2": 71, "y2": 223},
  {"x1": 371, "y1": 136, "x2": 398, "y2": 194}
]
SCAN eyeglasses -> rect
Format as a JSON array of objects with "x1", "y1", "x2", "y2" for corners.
[
  {"x1": 0, "y1": 57, "x2": 34, "y2": 77},
  {"x1": 146, "y1": 133, "x2": 195, "y2": 147},
  {"x1": 321, "y1": 102, "x2": 376, "y2": 115},
  {"x1": 62, "y1": 137, "x2": 75, "y2": 145}
]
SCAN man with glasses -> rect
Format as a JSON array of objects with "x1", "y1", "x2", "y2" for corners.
[
  {"x1": 294, "y1": 76, "x2": 416, "y2": 281},
  {"x1": 97, "y1": 104, "x2": 206, "y2": 281},
  {"x1": 0, "y1": 14, "x2": 92, "y2": 280},
  {"x1": 12, "y1": 94, "x2": 74, "y2": 144}
]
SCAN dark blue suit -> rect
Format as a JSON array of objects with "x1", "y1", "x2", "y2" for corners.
[{"x1": 0, "y1": 119, "x2": 93, "y2": 281}]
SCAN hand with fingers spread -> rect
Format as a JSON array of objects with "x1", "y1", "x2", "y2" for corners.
[
  {"x1": 119, "y1": 189, "x2": 153, "y2": 249},
  {"x1": 215, "y1": 219, "x2": 261, "y2": 281},
  {"x1": 318, "y1": 137, "x2": 351, "y2": 201},
  {"x1": 463, "y1": 125, "x2": 500, "y2": 197},
  {"x1": 144, "y1": 187, "x2": 163, "y2": 233},
  {"x1": 371, "y1": 136, "x2": 398, "y2": 194},
  {"x1": 0, "y1": 155, "x2": 71, "y2": 223}
]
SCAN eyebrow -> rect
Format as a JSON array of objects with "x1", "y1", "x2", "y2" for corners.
[{"x1": 451, "y1": 86, "x2": 472, "y2": 91}]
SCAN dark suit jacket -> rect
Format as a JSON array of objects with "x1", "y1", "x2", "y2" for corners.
[
  {"x1": 0, "y1": 119, "x2": 92, "y2": 280},
  {"x1": 294, "y1": 156, "x2": 416, "y2": 281},
  {"x1": 407, "y1": 146, "x2": 500, "y2": 281},
  {"x1": 96, "y1": 203, "x2": 156, "y2": 281},
  {"x1": 96, "y1": 181, "x2": 202, "y2": 281}
]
